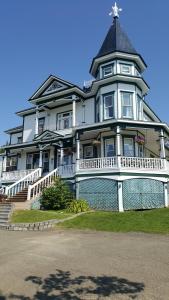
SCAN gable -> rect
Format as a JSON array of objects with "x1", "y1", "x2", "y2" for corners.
[
  {"x1": 34, "y1": 130, "x2": 63, "y2": 142},
  {"x1": 42, "y1": 80, "x2": 68, "y2": 96},
  {"x1": 30, "y1": 75, "x2": 74, "y2": 101}
]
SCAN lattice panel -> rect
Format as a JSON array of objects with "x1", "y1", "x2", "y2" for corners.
[
  {"x1": 123, "y1": 179, "x2": 164, "y2": 210},
  {"x1": 79, "y1": 178, "x2": 118, "y2": 211}
]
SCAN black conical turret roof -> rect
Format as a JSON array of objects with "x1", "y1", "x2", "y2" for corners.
[{"x1": 96, "y1": 17, "x2": 137, "y2": 58}]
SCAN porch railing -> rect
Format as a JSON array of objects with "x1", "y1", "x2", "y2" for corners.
[
  {"x1": 78, "y1": 157, "x2": 117, "y2": 170},
  {"x1": 27, "y1": 168, "x2": 58, "y2": 201},
  {"x1": 77, "y1": 157, "x2": 166, "y2": 172},
  {"x1": 2, "y1": 169, "x2": 35, "y2": 182},
  {"x1": 6, "y1": 168, "x2": 42, "y2": 198},
  {"x1": 58, "y1": 164, "x2": 75, "y2": 177},
  {"x1": 120, "y1": 157, "x2": 165, "y2": 170}
]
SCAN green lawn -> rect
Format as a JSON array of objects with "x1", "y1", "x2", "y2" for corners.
[
  {"x1": 11, "y1": 210, "x2": 73, "y2": 223},
  {"x1": 57, "y1": 208, "x2": 169, "y2": 234}
]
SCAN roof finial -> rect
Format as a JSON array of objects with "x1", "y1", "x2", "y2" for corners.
[{"x1": 109, "y1": 2, "x2": 122, "y2": 19}]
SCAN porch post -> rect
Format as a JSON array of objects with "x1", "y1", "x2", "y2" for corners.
[
  {"x1": 118, "y1": 181, "x2": 124, "y2": 212},
  {"x1": 35, "y1": 108, "x2": 39, "y2": 136},
  {"x1": 60, "y1": 141, "x2": 64, "y2": 167},
  {"x1": 39, "y1": 150, "x2": 43, "y2": 169},
  {"x1": 164, "y1": 183, "x2": 168, "y2": 208},
  {"x1": 160, "y1": 129, "x2": 166, "y2": 159},
  {"x1": 116, "y1": 126, "x2": 121, "y2": 168},
  {"x1": 72, "y1": 96, "x2": 76, "y2": 127},
  {"x1": 76, "y1": 132, "x2": 80, "y2": 171}
]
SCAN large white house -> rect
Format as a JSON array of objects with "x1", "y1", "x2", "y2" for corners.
[{"x1": 1, "y1": 3, "x2": 169, "y2": 211}]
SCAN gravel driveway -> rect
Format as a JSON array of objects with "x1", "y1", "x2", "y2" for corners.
[{"x1": 0, "y1": 229, "x2": 169, "y2": 299}]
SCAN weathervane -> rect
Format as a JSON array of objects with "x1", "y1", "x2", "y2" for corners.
[{"x1": 109, "y1": 2, "x2": 122, "y2": 19}]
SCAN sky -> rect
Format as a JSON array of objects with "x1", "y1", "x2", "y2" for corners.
[{"x1": 0, "y1": 0, "x2": 168, "y2": 145}]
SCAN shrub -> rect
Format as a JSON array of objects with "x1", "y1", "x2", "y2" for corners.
[
  {"x1": 67, "y1": 199, "x2": 90, "y2": 214},
  {"x1": 40, "y1": 177, "x2": 72, "y2": 210}
]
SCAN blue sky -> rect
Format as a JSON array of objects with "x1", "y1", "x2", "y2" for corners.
[{"x1": 0, "y1": 0, "x2": 168, "y2": 145}]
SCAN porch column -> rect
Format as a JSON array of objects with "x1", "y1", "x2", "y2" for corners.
[
  {"x1": 76, "y1": 132, "x2": 80, "y2": 171},
  {"x1": 116, "y1": 126, "x2": 121, "y2": 168},
  {"x1": 160, "y1": 129, "x2": 166, "y2": 159},
  {"x1": 60, "y1": 142, "x2": 64, "y2": 167},
  {"x1": 72, "y1": 96, "x2": 76, "y2": 127},
  {"x1": 39, "y1": 150, "x2": 43, "y2": 169},
  {"x1": 118, "y1": 181, "x2": 124, "y2": 212},
  {"x1": 35, "y1": 108, "x2": 39, "y2": 136},
  {"x1": 164, "y1": 183, "x2": 168, "y2": 208}
]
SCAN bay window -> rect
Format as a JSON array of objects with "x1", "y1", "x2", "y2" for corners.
[
  {"x1": 57, "y1": 111, "x2": 72, "y2": 130},
  {"x1": 103, "y1": 93, "x2": 114, "y2": 120},
  {"x1": 121, "y1": 92, "x2": 133, "y2": 119},
  {"x1": 123, "y1": 138, "x2": 135, "y2": 157},
  {"x1": 105, "y1": 138, "x2": 115, "y2": 157}
]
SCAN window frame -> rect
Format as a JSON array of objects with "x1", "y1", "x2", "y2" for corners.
[
  {"x1": 56, "y1": 111, "x2": 72, "y2": 130},
  {"x1": 83, "y1": 145, "x2": 94, "y2": 159},
  {"x1": 6, "y1": 155, "x2": 18, "y2": 172},
  {"x1": 123, "y1": 137, "x2": 135, "y2": 157},
  {"x1": 121, "y1": 91, "x2": 134, "y2": 119},
  {"x1": 102, "y1": 63, "x2": 114, "y2": 78},
  {"x1": 103, "y1": 92, "x2": 115, "y2": 120},
  {"x1": 104, "y1": 137, "x2": 116, "y2": 158},
  {"x1": 120, "y1": 63, "x2": 132, "y2": 75},
  {"x1": 38, "y1": 117, "x2": 45, "y2": 135}
]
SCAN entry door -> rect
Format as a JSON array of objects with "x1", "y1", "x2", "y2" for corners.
[{"x1": 33, "y1": 154, "x2": 39, "y2": 169}]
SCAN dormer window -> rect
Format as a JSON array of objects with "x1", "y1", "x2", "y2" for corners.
[
  {"x1": 120, "y1": 64, "x2": 132, "y2": 75},
  {"x1": 102, "y1": 64, "x2": 114, "y2": 78}
]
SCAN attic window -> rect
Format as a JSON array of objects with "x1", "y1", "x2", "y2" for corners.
[
  {"x1": 102, "y1": 64, "x2": 114, "y2": 78},
  {"x1": 120, "y1": 64, "x2": 132, "y2": 75}
]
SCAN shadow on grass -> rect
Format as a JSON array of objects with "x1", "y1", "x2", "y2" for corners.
[{"x1": 1, "y1": 269, "x2": 145, "y2": 299}]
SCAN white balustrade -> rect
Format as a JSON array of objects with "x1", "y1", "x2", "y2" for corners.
[
  {"x1": 27, "y1": 168, "x2": 58, "y2": 201},
  {"x1": 78, "y1": 157, "x2": 117, "y2": 170},
  {"x1": 120, "y1": 157, "x2": 165, "y2": 170},
  {"x1": 58, "y1": 165, "x2": 74, "y2": 178},
  {"x1": 78, "y1": 157, "x2": 166, "y2": 172},
  {"x1": 2, "y1": 169, "x2": 35, "y2": 182},
  {"x1": 6, "y1": 168, "x2": 42, "y2": 198}
]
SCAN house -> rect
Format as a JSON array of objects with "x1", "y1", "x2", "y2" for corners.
[{"x1": 1, "y1": 3, "x2": 169, "y2": 211}]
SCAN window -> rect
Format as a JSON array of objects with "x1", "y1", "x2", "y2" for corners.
[
  {"x1": 57, "y1": 112, "x2": 72, "y2": 130},
  {"x1": 103, "y1": 93, "x2": 114, "y2": 119},
  {"x1": 26, "y1": 154, "x2": 33, "y2": 170},
  {"x1": 138, "y1": 144, "x2": 144, "y2": 158},
  {"x1": 84, "y1": 145, "x2": 93, "y2": 159},
  {"x1": 102, "y1": 64, "x2": 114, "y2": 78},
  {"x1": 6, "y1": 156, "x2": 17, "y2": 172},
  {"x1": 123, "y1": 138, "x2": 134, "y2": 157},
  {"x1": 105, "y1": 138, "x2": 115, "y2": 157},
  {"x1": 120, "y1": 64, "x2": 132, "y2": 75},
  {"x1": 38, "y1": 118, "x2": 45, "y2": 135},
  {"x1": 17, "y1": 136, "x2": 22, "y2": 144},
  {"x1": 137, "y1": 95, "x2": 142, "y2": 120},
  {"x1": 95, "y1": 97, "x2": 100, "y2": 122},
  {"x1": 121, "y1": 92, "x2": 133, "y2": 119}
]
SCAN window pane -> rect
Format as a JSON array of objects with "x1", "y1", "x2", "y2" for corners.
[
  {"x1": 124, "y1": 138, "x2": 134, "y2": 156},
  {"x1": 104, "y1": 94, "x2": 114, "y2": 119},
  {"x1": 121, "y1": 64, "x2": 131, "y2": 74},
  {"x1": 105, "y1": 138, "x2": 115, "y2": 157},
  {"x1": 103, "y1": 64, "x2": 113, "y2": 77},
  {"x1": 121, "y1": 92, "x2": 133, "y2": 118}
]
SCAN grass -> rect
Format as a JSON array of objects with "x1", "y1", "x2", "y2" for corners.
[
  {"x1": 57, "y1": 208, "x2": 169, "y2": 234},
  {"x1": 11, "y1": 210, "x2": 74, "y2": 223}
]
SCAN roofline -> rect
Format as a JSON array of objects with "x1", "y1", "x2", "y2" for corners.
[{"x1": 4, "y1": 126, "x2": 23, "y2": 135}]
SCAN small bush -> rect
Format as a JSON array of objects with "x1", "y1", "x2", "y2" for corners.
[
  {"x1": 67, "y1": 199, "x2": 90, "y2": 214},
  {"x1": 40, "y1": 177, "x2": 72, "y2": 210}
]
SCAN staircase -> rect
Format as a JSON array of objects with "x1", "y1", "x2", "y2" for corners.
[
  {"x1": 0, "y1": 203, "x2": 13, "y2": 226},
  {"x1": 3, "y1": 168, "x2": 58, "y2": 210}
]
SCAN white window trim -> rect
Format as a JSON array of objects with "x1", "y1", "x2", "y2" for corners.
[
  {"x1": 57, "y1": 111, "x2": 72, "y2": 130},
  {"x1": 103, "y1": 93, "x2": 115, "y2": 120},
  {"x1": 121, "y1": 91, "x2": 134, "y2": 119},
  {"x1": 102, "y1": 63, "x2": 114, "y2": 78},
  {"x1": 120, "y1": 63, "x2": 132, "y2": 75}
]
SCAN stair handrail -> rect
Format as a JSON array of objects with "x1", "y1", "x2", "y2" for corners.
[
  {"x1": 6, "y1": 168, "x2": 42, "y2": 198},
  {"x1": 27, "y1": 168, "x2": 58, "y2": 201}
]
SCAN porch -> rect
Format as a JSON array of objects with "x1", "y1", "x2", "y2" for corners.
[{"x1": 1, "y1": 156, "x2": 168, "y2": 183}]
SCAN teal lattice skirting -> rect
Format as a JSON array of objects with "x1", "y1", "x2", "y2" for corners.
[{"x1": 78, "y1": 178, "x2": 165, "y2": 211}]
